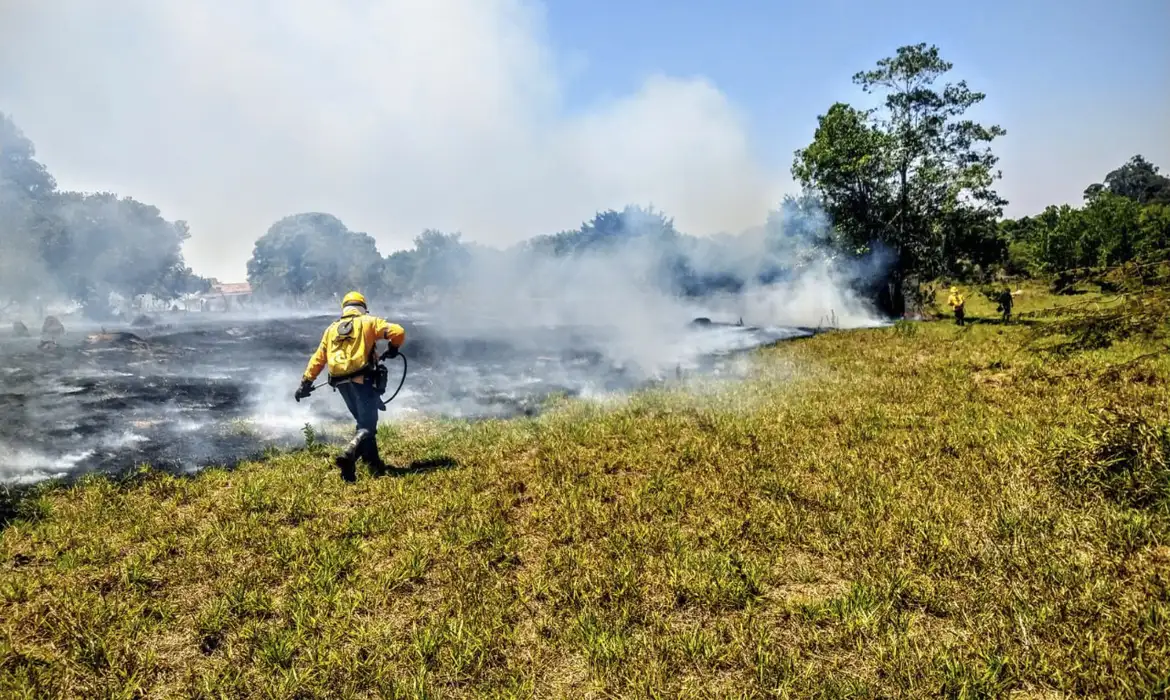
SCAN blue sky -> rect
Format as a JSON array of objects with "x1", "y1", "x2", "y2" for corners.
[{"x1": 543, "y1": 0, "x2": 1170, "y2": 215}]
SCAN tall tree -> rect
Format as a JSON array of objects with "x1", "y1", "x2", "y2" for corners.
[
  {"x1": 246, "y1": 213, "x2": 385, "y2": 303},
  {"x1": 1084, "y1": 155, "x2": 1170, "y2": 205},
  {"x1": 0, "y1": 113, "x2": 59, "y2": 304},
  {"x1": 1, "y1": 112, "x2": 204, "y2": 314},
  {"x1": 793, "y1": 43, "x2": 1007, "y2": 314},
  {"x1": 409, "y1": 230, "x2": 472, "y2": 292},
  {"x1": 51, "y1": 192, "x2": 197, "y2": 314},
  {"x1": 0, "y1": 113, "x2": 56, "y2": 200}
]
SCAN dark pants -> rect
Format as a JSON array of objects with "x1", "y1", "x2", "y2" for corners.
[
  {"x1": 954, "y1": 306, "x2": 965, "y2": 326},
  {"x1": 336, "y1": 380, "x2": 383, "y2": 468}
]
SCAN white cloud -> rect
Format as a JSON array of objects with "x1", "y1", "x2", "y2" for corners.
[{"x1": 0, "y1": 0, "x2": 785, "y2": 280}]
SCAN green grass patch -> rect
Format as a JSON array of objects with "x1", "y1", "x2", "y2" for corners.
[{"x1": 2, "y1": 298, "x2": 1169, "y2": 698}]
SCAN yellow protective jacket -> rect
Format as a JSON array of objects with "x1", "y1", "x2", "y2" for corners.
[
  {"x1": 302, "y1": 306, "x2": 406, "y2": 384},
  {"x1": 947, "y1": 291, "x2": 965, "y2": 309}
]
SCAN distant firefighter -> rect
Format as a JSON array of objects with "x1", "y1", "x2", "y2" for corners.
[
  {"x1": 996, "y1": 288, "x2": 1014, "y2": 323},
  {"x1": 42, "y1": 316, "x2": 65, "y2": 338},
  {"x1": 946, "y1": 287, "x2": 966, "y2": 327}
]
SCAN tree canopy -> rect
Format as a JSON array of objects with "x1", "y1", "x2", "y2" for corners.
[
  {"x1": 1083, "y1": 155, "x2": 1170, "y2": 206},
  {"x1": 246, "y1": 213, "x2": 385, "y2": 302},
  {"x1": 1, "y1": 112, "x2": 205, "y2": 316},
  {"x1": 793, "y1": 43, "x2": 1007, "y2": 313}
]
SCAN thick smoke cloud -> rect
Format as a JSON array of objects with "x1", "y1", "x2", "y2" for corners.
[
  {"x1": 0, "y1": 0, "x2": 784, "y2": 282},
  {"x1": 395, "y1": 202, "x2": 886, "y2": 382}
]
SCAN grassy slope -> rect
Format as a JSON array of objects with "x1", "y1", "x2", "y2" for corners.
[{"x1": 2, "y1": 288, "x2": 1169, "y2": 699}]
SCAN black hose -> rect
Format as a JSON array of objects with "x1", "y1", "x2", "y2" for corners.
[{"x1": 383, "y1": 352, "x2": 408, "y2": 405}]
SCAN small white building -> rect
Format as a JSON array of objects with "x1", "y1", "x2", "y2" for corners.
[{"x1": 189, "y1": 282, "x2": 253, "y2": 312}]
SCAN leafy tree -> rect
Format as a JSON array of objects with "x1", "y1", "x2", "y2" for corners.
[
  {"x1": 1, "y1": 112, "x2": 204, "y2": 314},
  {"x1": 999, "y1": 216, "x2": 1047, "y2": 276},
  {"x1": 409, "y1": 230, "x2": 472, "y2": 292},
  {"x1": 526, "y1": 205, "x2": 679, "y2": 258},
  {"x1": 382, "y1": 249, "x2": 418, "y2": 298},
  {"x1": 51, "y1": 193, "x2": 195, "y2": 309},
  {"x1": 793, "y1": 43, "x2": 1007, "y2": 314},
  {"x1": 246, "y1": 213, "x2": 384, "y2": 303},
  {"x1": 0, "y1": 113, "x2": 56, "y2": 200},
  {"x1": 0, "y1": 113, "x2": 59, "y2": 304},
  {"x1": 1084, "y1": 155, "x2": 1170, "y2": 205},
  {"x1": 1137, "y1": 203, "x2": 1170, "y2": 259},
  {"x1": 766, "y1": 193, "x2": 836, "y2": 247},
  {"x1": 790, "y1": 103, "x2": 895, "y2": 257}
]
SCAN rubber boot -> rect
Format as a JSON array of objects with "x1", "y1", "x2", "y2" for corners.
[
  {"x1": 334, "y1": 453, "x2": 357, "y2": 483},
  {"x1": 362, "y1": 436, "x2": 388, "y2": 476},
  {"x1": 335, "y1": 429, "x2": 369, "y2": 483}
]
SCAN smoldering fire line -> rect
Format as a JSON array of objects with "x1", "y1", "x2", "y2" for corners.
[{"x1": 0, "y1": 310, "x2": 819, "y2": 485}]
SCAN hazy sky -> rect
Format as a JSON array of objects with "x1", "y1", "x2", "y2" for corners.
[{"x1": 2, "y1": 0, "x2": 1167, "y2": 281}]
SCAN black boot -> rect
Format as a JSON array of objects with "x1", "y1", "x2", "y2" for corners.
[
  {"x1": 335, "y1": 453, "x2": 357, "y2": 482},
  {"x1": 335, "y1": 429, "x2": 369, "y2": 483},
  {"x1": 362, "y1": 437, "x2": 388, "y2": 476}
]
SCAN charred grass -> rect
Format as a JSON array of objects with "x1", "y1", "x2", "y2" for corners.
[{"x1": 2, "y1": 302, "x2": 1169, "y2": 698}]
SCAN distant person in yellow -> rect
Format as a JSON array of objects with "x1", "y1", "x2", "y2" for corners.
[
  {"x1": 947, "y1": 286, "x2": 966, "y2": 326},
  {"x1": 295, "y1": 291, "x2": 406, "y2": 482}
]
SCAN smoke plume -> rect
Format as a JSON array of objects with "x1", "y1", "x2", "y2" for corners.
[{"x1": 0, "y1": 0, "x2": 784, "y2": 283}]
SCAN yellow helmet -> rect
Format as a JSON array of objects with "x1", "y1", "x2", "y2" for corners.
[{"x1": 341, "y1": 291, "x2": 367, "y2": 309}]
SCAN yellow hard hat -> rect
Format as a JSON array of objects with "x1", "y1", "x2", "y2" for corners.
[
  {"x1": 341, "y1": 291, "x2": 367, "y2": 309},
  {"x1": 950, "y1": 286, "x2": 959, "y2": 293}
]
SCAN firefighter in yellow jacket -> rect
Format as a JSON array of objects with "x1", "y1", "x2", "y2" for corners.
[
  {"x1": 296, "y1": 291, "x2": 406, "y2": 481},
  {"x1": 947, "y1": 286, "x2": 966, "y2": 326}
]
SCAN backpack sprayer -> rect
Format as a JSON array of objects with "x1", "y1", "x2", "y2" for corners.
[
  {"x1": 296, "y1": 346, "x2": 408, "y2": 411},
  {"x1": 371, "y1": 347, "x2": 408, "y2": 410}
]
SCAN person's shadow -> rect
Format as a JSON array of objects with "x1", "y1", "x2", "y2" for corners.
[{"x1": 379, "y1": 456, "x2": 459, "y2": 478}]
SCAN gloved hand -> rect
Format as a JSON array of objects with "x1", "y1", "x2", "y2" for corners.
[
  {"x1": 383, "y1": 343, "x2": 400, "y2": 359},
  {"x1": 294, "y1": 379, "x2": 314, "y2": 402}
]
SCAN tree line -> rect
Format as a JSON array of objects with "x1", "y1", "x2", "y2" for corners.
[
  {"x1": 4, "y1": 43, "x2": 1167, "y2": 319},
  {"x1": 1000, "y1": 156, "x2": 1170, "y2": 279},
  {"x1": 246, "y1": 43, "x2": 1167, "y2": 314},
  {"x1": 243, "y1": 197, "x2": 846, "y2": 307}
]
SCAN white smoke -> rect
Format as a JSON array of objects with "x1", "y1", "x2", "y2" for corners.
[
  {"x1": 0, "y1": 0, "x2": 784, "y2": 282},
  {"x1": 409, "y1": 202, "x2": 886, "y2": 382}
]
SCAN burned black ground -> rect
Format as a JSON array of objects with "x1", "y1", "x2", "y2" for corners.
[{"x1": 0, "y1": 313, "x2": 810, "y2": 483}]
